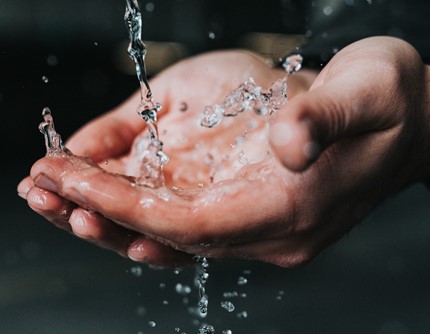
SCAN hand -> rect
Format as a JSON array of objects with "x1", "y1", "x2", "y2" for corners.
[
  {"x1": 17, "y1": 50, "x2": 315, "y2": 267},
  {"x1": 17, "y1": 37, "x2": 430, "y2": 268}
]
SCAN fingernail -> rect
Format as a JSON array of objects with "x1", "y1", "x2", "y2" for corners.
[
  {"x1": 17, "y1": 192, "x2": 27, "y2": 200},
  {"x1": 34, "y1": 173, "x2": 58, "y2": 193},
  {"x1": 17, "y1": 180, "x2": 31, "y2": 200},
  {"x1": 269, "y1": 122, "x2": 292, "y2": 147},
  {"x1": 128, "y1": 241, "x2": 146, "y2": 262}
]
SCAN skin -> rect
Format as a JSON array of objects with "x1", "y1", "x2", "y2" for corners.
[{"x1": 18, "y1": 36, "x2": 430, "y2": 268}]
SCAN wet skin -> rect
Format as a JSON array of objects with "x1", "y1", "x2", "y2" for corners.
[{"x1": 18, "y1": 37, "x2": 430, "y2": 268}]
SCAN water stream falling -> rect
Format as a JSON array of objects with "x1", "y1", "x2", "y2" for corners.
[{"x1": 124, "y1": 0, "x2": 168, "y2": 188}]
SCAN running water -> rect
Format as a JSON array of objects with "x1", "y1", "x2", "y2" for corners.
[
  {"x1": 124, "y1": 1, "x2": 214, "y2": 331},
  {"x1": 124, "y1": 0, "x2": 168, "y2": 188},
  {"x1": 38, "y1": 107, "x2": 70, "y2": 156}
]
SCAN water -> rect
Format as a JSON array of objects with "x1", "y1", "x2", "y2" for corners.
[
  {"x1": 38, "y1": 107, "x2": 70, "y2": 156},
  {"x1": 220, "y1": 301, "x2": 235, "y2": 313},
  {"x1": 124, "y1": 0, "x2": 167, "y2": 188},
  {"x1": 193, "y1": 256, "x2": 210, "y2": 318},
  {"x1": 200, "y1": 54, "x2": 303, "y2": 129}
]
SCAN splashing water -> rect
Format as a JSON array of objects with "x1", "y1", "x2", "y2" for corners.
[
  {"x1": 220, "y1": 301, "x2": 235, "y2": 313},
  {"x1": 124, "y1": 0, "x2": 168, "y2": 188},
  {"x1": 200, "y1": 54, "x2": 303, "y2": 128},
  {"x1": 193, "y1": 256, "x2": 210, "y2": 319},
  {"x1": 38, "y1": 107, "x2": 70, "y2": 156},
  {"x1": 199, "y1": 324, "x2": 215, "y2": 334}
]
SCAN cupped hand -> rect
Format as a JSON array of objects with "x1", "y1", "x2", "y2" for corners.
[
  {"x1": 18, "y1": 50, "x2": 315, "y2": 267},
  {"x1": 17, "y1": 37, "x2": 430, "y2": 268}
]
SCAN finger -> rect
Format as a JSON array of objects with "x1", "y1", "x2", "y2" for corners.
[
  {"x1": 26, "y1": 186, "x2": 75, "y2": 232},
  {"x1": 30, "y1": 156, "x2": 291, "y2": 249},
  {"x1": 269, "y1": 75, "x2": 400, "y2": 171},
  {"x1": 128, "y1": 236, "x2": 194, "y2": 268},
  {"x1": 68, "y1": 208, "x2": 135, "y2": 257},
  {"x1": 25, "y1": 181, "x2": 187, "y2": 264},
  {"x1": 17, "y1": 176, "x2": 33, "y2": 200}
]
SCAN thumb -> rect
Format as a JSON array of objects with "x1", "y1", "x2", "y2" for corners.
[{"x1": 269, "y1": 81, "x2": 388, "y2": 171}]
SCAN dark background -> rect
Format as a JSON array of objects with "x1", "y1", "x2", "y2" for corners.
[{"x1": 1, "y1": 1, "x2": 430, "y2": 333}]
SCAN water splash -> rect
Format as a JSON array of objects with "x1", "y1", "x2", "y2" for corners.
[
  {"x1": 194, "y1": 256, "x2": 210, "y2": 318},
  {"x1": 124, "y1": 0, "x2": 168, "y2": 188},
  {"x1": 220, "y1": 301, "x2": 235, "y2": 313},
  {"x1": 38, "y1": 107, "x2": 70, "y2": 156},
  {"x1": 199, "y1": 324, "x2": 215, "y2": 334},
  {"x1": 237, "y1": 276, "x2": 248, "y2": 286},
  {"x1": 200, "y1": 54, "x2": 303, "y2": 128}
]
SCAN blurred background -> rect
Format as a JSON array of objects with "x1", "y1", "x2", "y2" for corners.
[{"x1": 1, "y1": 0, "x2": 430, "y2": 333}]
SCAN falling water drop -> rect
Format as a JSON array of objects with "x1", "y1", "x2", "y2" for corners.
[
  {"x1": 237, "y1": 276, "x2": 248, "y2": 286},
  {"x1": 220, "y1": 301, "x2": 235, "y2": 312}
]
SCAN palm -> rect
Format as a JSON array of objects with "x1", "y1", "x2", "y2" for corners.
[{"x1": 102, "y1": 51, "x2": 292, "y2": 187}]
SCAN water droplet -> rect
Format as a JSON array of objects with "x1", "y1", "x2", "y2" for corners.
[
  {"x1": 175, "y1": 283, "x2": 192, "y2": 296},
  {"x1": 46, "y1": 55, "x2": 58, "y2": 66},
  {"x1": 238, "y1": 150, "x2": 249, "y2": 165},
  {"x1": 208, "y1": 31, "x2": 216, "y2": 39},
  {"x1": 42, "y1": 76, "x2": 49, "y2": 83},
  {"x1": 162, "y1": 300, "x2": 169, "y2": 305},
  {"x1": 145, "y1": 2, "x2": 155, "y2": 12},
  {"x1": 223, "y1": 291, "x2": 238, "y2": 299},
  {"x1": 173, "y1": 267, "x2": 183, "y2": 275},
  {"x1": 198, "y1": 295, "x2": 209, "y2": 316},
  {"x1": 148, "y1": 321, "x2": 156, "y2": 327},
  {"x1": 323, "y1": 6, "x2": 333, "y2": 16},
  {"x1": 201, "y1": 104, "x2": 225, "y2": 128},
  {"x1": 222, "y1": 330, "x2": 233, "y2": 334},
  {"x1": 220, "y1": 301, "x2": 235, "y2": 312},
  {"x1": 269, "y1": 78, "x2": 288, "y2": 110},
  {"x1": 199, "y1": 324, "x2": 215, "y2": 334},
  {"x1": 243, "y1": 269, "x2": 251, "y2": 275},
  {"x1": 136, "y1": 305, "x2": 146, "y2": 317},
  {"x1": 282, "y1": 54, "x2": 303, "y2": 74},
  {"x1": 159, "y1": 282, "x2": 166, "y2": 289},
  {"x1": 94, "y1": 41, "x2": 99, "y2": 46},
  {"x1": 174, "y1": 328, "x2": 181, "y2": 333},
  {"x1": 237, "y1": 311, "x2": 248, "y2": 319},
  {"x1": 130, "y1": 265, "x2": 143, "y2": 277},
  {"x1": 179, "y1": 101, "x2": 188, "y2": 112},
  {"x1": 237, "y1": 276, "x2": 248, "y2": 285}
]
